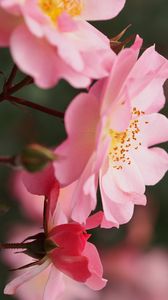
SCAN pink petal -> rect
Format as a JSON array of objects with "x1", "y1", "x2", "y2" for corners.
[
  {"x1": 57, "y1": 12, "x2": 78, "y2": 32},
  {"x1": 138, "y1": 113, "x2": 168, "y2": 147},
  {"x1": 132, "y1": 146, "x2": 168, "y2": 186},
  {"x1": 11, "y1": 171, "x2": 43, "y2": 222},
  {"x1": 85, "y1": 211, "x2": 104, "y2": 230},
  {"x1": 50, "y1": 252, "x2": 90, "y2": 282},
  {"x1": 10, "y1": 24, "x2": 90, "y2": 88},
  {"x1": 49, "y1": 223, "x2": 86, "y2": 255},
  {"x1": 43, "y1": 266, "x2": 65, "y2": 300},
  {"x1": 55, "y1": 93, "x2": 99, "y2": 186},
  {"x1": 0, "y1": 7, "x2": 18, "y2": 46},
  {"x1": 132, "y1": 78, "x2": 166, "y2": 113},
  {"x1": 46, "y1": 182, "x2": 60, "y2": 231},
  {"x1": 113, "y1": 159, "x2": 145, "y2": 194},
  {"x1": 100, "y1": 168, "x2": 135, "y2": 227},
  {"x1": 22, "y1": 165, "x2": 55, "y2": 197},
  {"x1": 83, "y1": 242, "x2": 107, "y2": 290},
  {"x1": 44, "y1": 26, "x2": 84, "y2": 72},
  {"x1": 4, "y1": 259, "x2": 50, "y2": 295},
  {"x1": 101, "y1": 35, "x2": 143, "y2": 116},
  {"x1": 126, "y1": 45, "x2": 168, "y2": 101},
  {"x1": 71, "y1": 156, "x2": 98, "y2": 224},
  {"x1": 81, "y1": 0, "x2": 126, "y2": 20},
  {"x1": 109, "y1": 85, "x2": 132, "y2": 131}
]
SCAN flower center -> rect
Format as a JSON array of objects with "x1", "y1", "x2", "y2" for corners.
[
  {"x1": 39, "y1": 0, "x2": 83, "y2": 22},
  {"x1": 108, "y1": 108, "x2": 148, "y2": 170}
]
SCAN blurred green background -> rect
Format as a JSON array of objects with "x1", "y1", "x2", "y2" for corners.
[{"x1": 0, "y1": 0, "x2": 168, "y2": 299}]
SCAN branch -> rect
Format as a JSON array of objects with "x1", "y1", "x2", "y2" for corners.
[
  {"x1": 5, "y1": 64, "x2": 18, "y2": 89},
  {"x1": 0, "y1": 156, "x2": 17, "y2": 166},
  {"x1": 7, "y1": 95, "x2": 65, "y2": 119}
]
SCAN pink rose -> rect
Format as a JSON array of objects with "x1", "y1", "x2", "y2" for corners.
[
  {"x1": 54, "y1": 36, "x2": 168, "y2": 228},
  {"x1": 4, "y1": 166, "x2": 106, "y2": 297}
]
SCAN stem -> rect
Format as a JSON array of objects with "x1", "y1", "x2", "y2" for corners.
[
  {"x1": 8, "y1": 76, "x2": 33, "y2": 95},
  {"x1": 0, "y1": 156, "x2": 16, "y2": 166},
  {"x1": 43, "y1": 197, "x2": 48, "y2": 235},
  {"x1": 0, "y1": 70, "x2": 64, "y2": 119},
  {"x1": 7, "y1": 95, "x2": 65, "y2": 119},
  {"x1": 0, "y1": 242, "x2": 30, "y2": 250},
  {"x1": 6, "y1": 64, "x2": 18, "y2": 88}
]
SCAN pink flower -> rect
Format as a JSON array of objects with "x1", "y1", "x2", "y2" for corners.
[
  {"x1": 4, "y1": 166, "x2": 107, "y2": 298},
  {"x1": 0, "y1": 0, "x2": 126, "y2": 88},
  {"x1": 54, "y1": 36, "x2": 168, "y2": 228},
  {"x1": 3, "y1": 226, "x2": 100, "y2": 300}
]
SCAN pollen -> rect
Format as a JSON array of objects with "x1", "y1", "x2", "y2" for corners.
[
  {"x1": 108, "y1": 107, "x2": 149, "y2": 170},
  {"x1": 39, "y1": 0, "x2": 83, "y2": 23}
]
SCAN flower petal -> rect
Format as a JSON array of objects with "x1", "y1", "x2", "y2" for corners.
[
  {"x1": 113, "y1": 159, "x2": 145, "y2": 194},
  {"x1": 22, "y1": 165, "x2": 55, "y2": 197},
  {"x1": 71, "y1": 156, "x2": 98, "y2": 224},
  {"x1": 138, "y1": 113, "x2": 168, "y2": 147},
  {"x1": 101, "y1": 35, "x2": 143, "y2": 117},
  {"x1": 100, "y1": 168, "x2": 135, "y2": 227},
  {"x1": 50, "y1": 251, "x2": 90, "y2": 282},
  {"x1": 4, "y1": 259, "x2": 50, "y2": 295},
  {"x1": 132, "y1": 146, "x2": 168, "y2": 186},
  {"x1": 55, "y1": 93, "x2": 99, "y2": 186},
  {"x1": 10, "y1": 24, "x2": 90, "y2": 88},
  {"x1": 83, "y1": 242, "x2": 107, "y2": 290},
  {"x1": 0, "y1": 7, "x2": 18, "y2": 46},
  {"x1": 43, "y1": 266, "x2": 65, "y2": 300},
  {"x1": 49, "y1": 223, "x2": 86, "y2": 255},
  {"x1": 81, "y1": 0, "x2": 126, "y2": 21}
]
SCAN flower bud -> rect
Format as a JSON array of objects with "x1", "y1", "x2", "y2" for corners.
[{"x1": 19, "y1": 144, "x2": 56, "y2": 172}]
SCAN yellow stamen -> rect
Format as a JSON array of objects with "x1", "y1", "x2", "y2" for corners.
[
  {"x1": 39, "y1": 0, "x2": 83, "y2": 23},
  {"x1": 108, "y1": 108, "x2": 148, "y2": 170}
]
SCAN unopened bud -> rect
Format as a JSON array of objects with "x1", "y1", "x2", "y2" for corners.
[{"x1": 19, "y1": 144, "x2": 57, "y2": 172}]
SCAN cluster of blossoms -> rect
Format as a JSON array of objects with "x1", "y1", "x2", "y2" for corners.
[{"x1": 0, "y1": 0, "x2": 168, "y2": 299}]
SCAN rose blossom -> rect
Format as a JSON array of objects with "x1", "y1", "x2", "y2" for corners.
[
  {"x1": 4, "y1": 165, "x2": 107, "y2": 298},
  {"x1": 4, "y1": 226, "x2": 98, "y2": 300},
  {"x1": 0, "y1": 0, "x2": 125, "y2": 88},
  {"x1": 54, "y1": 35, "x2": 168, "y2": 228}
]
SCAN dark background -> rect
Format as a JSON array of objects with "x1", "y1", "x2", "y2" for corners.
[{"x1": 0, "y1": 0, "x2": 168, "y2": 299}]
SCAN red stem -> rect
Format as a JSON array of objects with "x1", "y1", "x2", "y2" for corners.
[
  {"x1": 7, "y1": 95, "x2": 64, "y2": 119},
  {"x1": 0, "y1": 156, "x2": 16, "y2": 166},
  {"x1": 5, "y1": 64, "x2": 18, "y2": 88}
]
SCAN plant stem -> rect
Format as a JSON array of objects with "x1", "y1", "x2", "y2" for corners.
[
  {"x1": 0, "y1": 156, "x2": 16, "y2": 166},
  {"x1": 8, "y1": 76, "x2": 33, "y2": 94},
  {"x1": 5, "y1": 64, "x2": 18, "y2": 88},
  {"x1": 7, "y1": 95, "x2": 65, "y2": 119}
]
